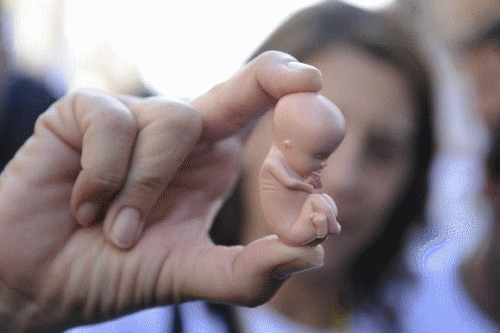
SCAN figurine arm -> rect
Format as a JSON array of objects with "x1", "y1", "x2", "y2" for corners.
[
  {"x1": 264, "y1": 160, "x2": 314, "y2": 192},
  {"x1": 306, "y1": 171, "x2": 323, "y2": 189}
]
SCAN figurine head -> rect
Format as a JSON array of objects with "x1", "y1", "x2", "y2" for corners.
[{"x1": 273, "y1": 92, "x2": 345, "y2": 177}]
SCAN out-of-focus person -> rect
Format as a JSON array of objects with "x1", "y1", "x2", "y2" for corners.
[{"x1": 212, "y1": 1, "x2": 436, "y2": 332}]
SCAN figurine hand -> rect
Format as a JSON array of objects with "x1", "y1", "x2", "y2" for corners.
[
  {"x1": 0, "y1": 51, "x2": 324, "y2": 331},
  {"x1": 307, "y1": 171, "x2": 323, "y2": 189},
  {"x1": 287, "y1": 179, "x2": 314, "y2": 192}
]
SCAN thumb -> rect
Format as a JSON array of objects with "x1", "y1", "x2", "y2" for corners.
[
  {"x1": 172, "y1": 235, "x2": 324, "y2": 306},
  {"x1": 230, "y1": 235, "x2": 325, "y2": 306},
  {"x1": 192, "y1": 51, "x2": 322, "y2": 141}
]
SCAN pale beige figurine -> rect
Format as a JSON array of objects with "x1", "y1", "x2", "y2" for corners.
[{"x1": 259, "y1": 92, "x2": 345, "y2": 246}]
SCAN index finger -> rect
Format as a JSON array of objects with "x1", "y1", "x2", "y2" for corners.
[{"x1": 191, "y1": 51, "x2": 322, "y2": 140}]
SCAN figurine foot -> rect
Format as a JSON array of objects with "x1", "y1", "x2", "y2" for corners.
[
  {"x1": 310, "y1": 212, "x2": 328, "y2": 239},
  {"x1": 303, "y1": 236, "x2": 327, "y2": 246}
]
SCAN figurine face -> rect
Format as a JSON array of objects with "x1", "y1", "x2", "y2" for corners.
[{"x1": 282, "y1": 129, "x2": 340, "y2": 177}]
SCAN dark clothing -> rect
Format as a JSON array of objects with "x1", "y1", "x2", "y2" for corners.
[{"x1": 0, "y1": 75, "x2": 58, "y2": 170}]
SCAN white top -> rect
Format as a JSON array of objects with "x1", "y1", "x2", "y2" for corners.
[
  {"x1": 391, "y1": 262, "x2": 500, "y2": 333},
  {"x1": 236, "y1": 304, "x2": 389, "y2": 333},
  {"x1": 391, "y1": 151, "x2": 500, "y2": 332},
  {"x1": 66, "y1": 301, "x2": 229, "y2": 333}
]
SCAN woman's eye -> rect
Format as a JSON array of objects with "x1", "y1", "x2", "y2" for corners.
[{"x1": 366, "y1": 136, "x2": 397, "y2": 164}]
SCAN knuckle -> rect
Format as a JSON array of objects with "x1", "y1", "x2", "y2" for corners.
[
  {"x1": 141, "y1": 98, "x2": 203, "y2": 139},
  {"x1": 95, "y1": 107, "x2": 136, "y2": 135},
  {"x1": 102, "y1": 111, "x2": 137, "y2": 138},
  {"x1": 67, "y1": 87, "x2": 93, "y2": 101},
  {"x1": 160, "y1": 104, "x2": 203, "y2": 142},
  {"x1": 72, "y1": 89, "x2": 137, "y2": 134},
  {"x1": 82, "y1": 172, "x2": 166, "y2": 209},
  {"x1": 84, "y1": 169, "x2": 125, "y2": 191},
  {"x1": 115, "y1": 175, "x2": 165, "y2": 208},
  {"x1": 168, "y1": 105, "x2": 202, "y2": 136},
  {"x1": 126, "y1": 175, "x2": 166, "y2": 197}
]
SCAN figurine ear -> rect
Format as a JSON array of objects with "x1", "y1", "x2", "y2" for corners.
[{"x1": 283, "y1": 140, "x2": 292, "y2": 149}]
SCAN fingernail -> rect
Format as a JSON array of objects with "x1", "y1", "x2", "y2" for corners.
[
  {"x1": 286, "y1": 61, "x2": 316, "y2": 71},
  {"x1": 272, "y1": 246, "x2": 324, "y2": 280},
  {"x1": 111, "y1": 208, "x2": 141, "y2": 249},
  {"x1": 76, "y1": 202, "x2": 98, "y2": 226}
]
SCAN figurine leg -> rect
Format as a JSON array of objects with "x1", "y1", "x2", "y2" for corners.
[
  {"x1": 320, "y1": 193, "x2": 341, "y2": 234},
  {"x1": 308, "y1": 194, "x2": 332, "y2": 238},
  {"x1": 291, "y1": 194, "x2": 333, "y2": 245},
  {"x1": 277, "y1": 194, "x2": 340, "y2": 246},
  {"x1": 309, "y1": 211, "x2": 328, "y2": 239}
]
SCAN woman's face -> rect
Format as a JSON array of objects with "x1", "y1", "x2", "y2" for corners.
[{"x1": 242, "y1": 44, "x2": 418, "y2": 275}]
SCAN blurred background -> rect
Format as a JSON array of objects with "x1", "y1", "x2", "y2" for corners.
[{"x1": 4, "y1": 0, "x2": 405, "y2": 98}]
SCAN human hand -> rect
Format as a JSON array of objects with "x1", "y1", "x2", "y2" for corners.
[{"x1": 0, "y1": 51, "x2": 325, "y2": 332}]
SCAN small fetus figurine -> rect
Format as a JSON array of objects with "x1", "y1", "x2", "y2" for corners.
[{"x1": 259, "y1": 92, "x2": 345, "y2": 246}]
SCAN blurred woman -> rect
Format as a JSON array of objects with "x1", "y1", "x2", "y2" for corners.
[{"x1": 212, "y1": 1, "x2": 435, "y2": 331}]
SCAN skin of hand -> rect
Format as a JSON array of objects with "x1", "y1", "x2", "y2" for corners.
[{"x1": 0, "y1": 51, "x2": 325, "y2": 332}]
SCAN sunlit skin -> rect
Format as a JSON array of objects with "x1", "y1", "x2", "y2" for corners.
[
  {"x1": 242, "y1": 44, "x2": 418, "y2": 328},
  {"x1": 259, "y1": 92, "x2": 344, "y2": 246}
]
